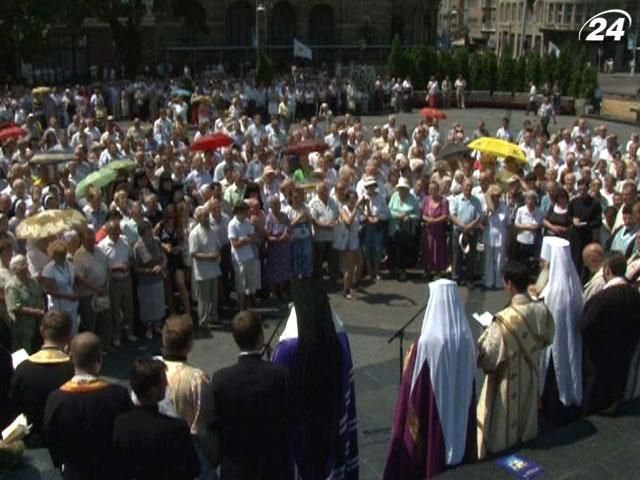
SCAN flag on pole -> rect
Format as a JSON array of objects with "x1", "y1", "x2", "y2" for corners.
[
  {"x1": 293, "y1": 39, "x2": 313, "y2": 60},
  {"x1": 548, "y1": 41, "x2": 560, "y2": 58}
]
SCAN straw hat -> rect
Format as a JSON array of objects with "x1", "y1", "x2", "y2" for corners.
[
  {"x1": 262, "y1": 165, "x2": 276, "y2": 177},
  {"x1": 363, "y1": 176, "x2": 377, "y2": 188},
  {"x1": 397, "y1": 177, "x2": 411, "y2": 189}
]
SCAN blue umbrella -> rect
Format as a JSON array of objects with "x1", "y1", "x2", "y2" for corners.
[{"x1": 171, "y1": 88, "x2": 191, "y2": 97}]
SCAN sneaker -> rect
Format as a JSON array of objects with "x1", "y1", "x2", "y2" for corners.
[
  {"x1": 126, "y1": 334, "x2": 138, "y2": 342},
  {"x1": 112, "y1": 338, "x2": 121, "y2": 348}
]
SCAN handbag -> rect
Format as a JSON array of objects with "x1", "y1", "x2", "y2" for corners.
[
  {"x1": 332, "y1": 219, "x2": 350, "y2": 251},
  {"x1": 91, "y1": 294, "x2": 111, "y2": 313}
]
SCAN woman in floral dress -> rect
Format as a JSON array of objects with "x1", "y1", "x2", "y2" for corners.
[{"x1": 264, "y1": 196, "x2": 292, "y2": 299}]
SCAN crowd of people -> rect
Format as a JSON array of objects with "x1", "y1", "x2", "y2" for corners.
[
  {"x1": 1, "y1": 68, "x2": 640, "y2": 478},
  {"x1": 0, "y1": 68, "x2": 418, "y2": 129}
]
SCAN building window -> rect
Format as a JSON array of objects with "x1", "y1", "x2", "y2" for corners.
[
  {"x1": 575, "y1": 4, "x2": 583, "y2": 25},
  {"x1": 309, "y1": 4, "x2": 335, "y2": 45},
  {"x1": 563, "y1": 4, "x2": 572, "y2": 24},
  {"x1": 556, "y1": 3, "x2": 562, "y2": 24},
  {"x1": 269, "y1": 2, "x2": 296, "y2": 45},
  {"x1": 225, "y1": 1, "x2": 253, "y2": 46},
  {"x1": 547, "y1": 3, "x2": 553, "y2": 24}
]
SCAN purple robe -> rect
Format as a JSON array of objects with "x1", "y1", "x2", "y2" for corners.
[
  {"x1": 383, "y1": 345, "x2": 476, "y2": 480},
  {"x1": 272, "y1": 331, "x2": 358, "y2": 480}
]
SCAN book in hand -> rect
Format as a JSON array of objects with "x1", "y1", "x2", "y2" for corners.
[
  {"x1": 11, "y1": 349, "x2": 28, "y2": 370},
  {"x1": 1, "y1": 414, "x2": 30, "y2": 444},
  {"x1": 495, "y1": 454, "x2": 544, "y2": 479},
  {"x1": 473, "y1": 311, "x2": 494, "y2": 328}
]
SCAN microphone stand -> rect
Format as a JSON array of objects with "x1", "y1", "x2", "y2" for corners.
[
  {"x1": 387, "y1": 303, "x2": 427, "y2": 384},
  {"x1": 263, "y1": 312, "x2": 288, "y2": 360}
]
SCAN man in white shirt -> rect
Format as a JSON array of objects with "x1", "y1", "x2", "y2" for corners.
[
  {"x1": 227, "y1": 202, "x2": 260, "y2": 310},
  {"x1": 189, "y1": 206, "x2": 221, "y2": 328},
  {"x1": 495, "y1": 117, "x2": 513, "y2": 142},
  {"x1": 153, "y1": 108, "x2": 173, "y2": 145},
  {"x1": 98, "y1": 220, "x2": 135, "y2": 348},
  {"x1": 245, "y1": 114, "x2": 265, "y2": 146},
  {"x1": 75, "y1": 229, "x2": 111, "y2": 349},
  {"x1": 526, "y1": 82, "x2": 537, "y2": 116},
  {"x1": 309, "y1": 182, "x2": 339, "y2": 284}
]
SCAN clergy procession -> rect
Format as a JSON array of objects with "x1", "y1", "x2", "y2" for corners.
[{"x1": 2, "y1": 68, "x2": 640, "y2": 479}]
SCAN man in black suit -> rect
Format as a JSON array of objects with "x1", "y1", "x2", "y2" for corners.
[
  {"x1": 580, "y1": 252, "x2": 640, "y2": 415},
  {"x1": 43, "y1": 333, "x2": 132, "y2": 479},
  {"x1": 0, "y1": 343, "x2": 11, "y2": 430},
  {"x1": 9, "y1": 310, "x2": 74, "y2": 448},
  {"x1": 209, "y1": 310, "x2": 294, "y2": 480},
  {"x1": 113, "y1": 356, "x2": 200, "y2": 480}
]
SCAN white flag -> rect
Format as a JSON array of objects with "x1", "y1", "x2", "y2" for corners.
[
  {"x1": 548, "y1": 41, "x2": 560, "y2": 58},
  {"x1": 293, "y1": 39, "x2": 313, "y2": 60}
]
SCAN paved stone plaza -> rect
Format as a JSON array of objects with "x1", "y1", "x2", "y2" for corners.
[{"x1": 102, "y1": 108, "x2": 640, "y2": 479}]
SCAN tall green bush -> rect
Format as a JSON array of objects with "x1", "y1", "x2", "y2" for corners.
[
  {"x1": 497, "y1": 47, "x2": 515, "y2": 92},
  {"x1": 579, "y1": 64, "x2": 598, "y2": 99},
  {"x1": 514, "y1": 55, "x2": 527, "y2": 93},
  {"x1": 525, "y1": 53, "x2": 541, "y2": 86},
  {"x1": 256, "y1": 48, "x2": 273, "y2": 85},
  {"x1": 485, "y1": 51, "x2": 498, "y2": 93},
  {"x1": 386, "y1": 34, "x2": 404, "y2": 78}
]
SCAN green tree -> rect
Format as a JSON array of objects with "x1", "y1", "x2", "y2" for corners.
[
  {"x1": 412, "y1": 47, "x2": 430, "y2": 88},
  {"x1": 579, "y1": 64, "x2": 598, "y2": 99},
  {"x1": 514, "y1": 55, "x2": 527, "y2": 92},
  {"x1": 386, "y1": 34, "x2": 403, "y2": 77},
  {"x1": 484, "y1": 51, "x2": 498, "y2": 93},
  {"x1": 540, "y1": 53, "x2": 557, "y2": 85},
  {"x1": 497, "y1": 48, "x2": 515, "y2": 92},
  {"x1": 453, "y1": 49, "x2": 470, "y2": 83},
  {"x1": 438, "y1": 51, "x2": 453, "y2": 80},
  {"x1": 469, "y1": 53, "x2": 487, "y2": 90},
  {"x1": 525, "y1": 53, "x2": 541, "y2": 86},
  {"x1": 256, "y1": 48, "x2": 273, "y2": 85}
]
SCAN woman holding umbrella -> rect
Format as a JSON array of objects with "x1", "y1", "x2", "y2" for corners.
[
  {"x1": 284, "y1": 187, "x2": 313, "y2": 278},
  {"x1": 5, "y1": 255, "x2": 44, "y2": 352},
  {"x1": 41, "y1": 240, "x2": 80, "y2": 336},
  {"x1": 388, "y1": 178, "x2": 419, "y2": 281}
]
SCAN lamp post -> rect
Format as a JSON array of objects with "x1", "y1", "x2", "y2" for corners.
[{"x1": 256, "y1": 3, "x2": 266, "y2": 71}]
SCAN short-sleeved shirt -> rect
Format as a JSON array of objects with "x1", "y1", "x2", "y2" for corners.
[
  {"x1": 98, "y1": 235, "x2": 131, "y2": 279},
  {"x1": 452, "y1": 194, "x2": 482, "y2": 231},
  {"x1": 73, "y1": 246, "x2": 109, "y2": 297},
  {"x1": 211, "y1": 213, "x2": 231, "y2": 247},
  {"x1": 188, "y1": 223, "x2": 221, "y2": 281},
  {"x1": 42, "y1": 260, "x2": 78, "y2": 313},
  {"x1": 227, "y1": 217, "x2": 256, "y2": 263},
  {"x1": 5, "y1": 276, "x2": 42, "y2": 322},
  {"x1": 309, "y1": 196, "x2": 339, "y2": 242},
  {"x1": 515, "y1": 205, "x2": 543, "y2": 245}
]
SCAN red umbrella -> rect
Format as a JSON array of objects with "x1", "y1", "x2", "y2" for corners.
[
  {"x1": 285, "y1": 138, "x2": 330, "y2": 155},
  {"x1": 190, "y1": 133, "x2": 233, "y2": 151},
  {"x1": 419, "y1": 108, "x2": 447, "y2": 120},
  {"x1": 0, "y1": 126, "x2": 26, "y2": 142}
]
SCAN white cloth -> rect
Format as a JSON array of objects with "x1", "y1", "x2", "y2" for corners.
[
  {"x1": 539, "y1": 236, "x2": 583, "y2": 407},
  {"x1": 411, "y1": 279, "x2": 476, "y2": 466},
  {"x1": 279, "y1": 304, "x2": 344, "y2": 341}
]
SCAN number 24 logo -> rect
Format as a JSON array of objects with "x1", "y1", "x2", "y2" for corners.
[{"x1": 578, "y1": 9, "x2": 632, "y2": 43}]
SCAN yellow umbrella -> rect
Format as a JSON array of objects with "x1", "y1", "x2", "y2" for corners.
[
  {"x1": 16, "y1": 209, "x2": 87, "y2": 240},
  {"x1": 467, "y1": 137, "x2": 526, "y2": 163},
  {"x1": 32, "y1": 86, "x2": 52, "y2": 96}
]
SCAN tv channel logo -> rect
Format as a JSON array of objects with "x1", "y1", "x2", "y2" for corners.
[{"x1": 578, "y1": 9, "x2": 632, "y2": 43}]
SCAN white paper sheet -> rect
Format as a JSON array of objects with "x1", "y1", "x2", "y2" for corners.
[
  {"x1": 473, "y1": 311, "x2": 494, "y2": 328},
  {"x1": 1, "y1": 414, "x2": 28, "y2": 441},
  {"x1": 11, "y1": 349, "x2": 29, "y2": 369}
]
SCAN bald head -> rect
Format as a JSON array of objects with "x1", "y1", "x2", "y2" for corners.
[
  {"x1": 582, "y1": 243, "x2": 605, "y2": 273},
  {"x1": 70, "y1": 332, "x2": 102, "y2": 374}
]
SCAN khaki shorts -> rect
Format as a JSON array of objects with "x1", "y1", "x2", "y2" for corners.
[{"x1": 233, "y1": 258, "x2": 261, "y2": 295}]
